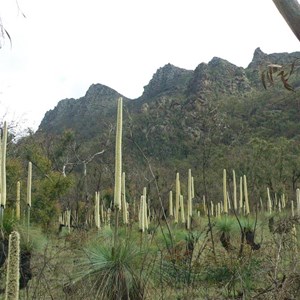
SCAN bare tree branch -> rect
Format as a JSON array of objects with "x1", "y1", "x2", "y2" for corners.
[{"x1": 273, "y1": 0, "x2": 300, "y2": 42}]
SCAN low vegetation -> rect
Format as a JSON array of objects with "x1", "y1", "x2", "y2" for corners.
[{"x1": 1, "y1": 92, "x2": 300, "y2": 299}]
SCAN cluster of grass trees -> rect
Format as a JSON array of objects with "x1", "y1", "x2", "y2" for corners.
[
  {"x1": 0, "y1": 97, "x2": 299, "y2": 299},
  {"x1": 0, "y1": 1, "x2": 299, "y2": 298}
]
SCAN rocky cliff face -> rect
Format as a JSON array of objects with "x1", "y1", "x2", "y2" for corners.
[
  {"x1": 38, "y1": 48, "x2": 300, "y2": 141},
  {"x1": 248, "y1": 47, "x2": 299, "y2": 69},
  {"x1": 187, "y1": 57, "x2": 253, "y2": 101},
  {"x1": 141, "y1": 63, "x2": 193, "y2": 99},
  {"x1": 39, "y1": 83, "x2": 126, "y2": 138}
]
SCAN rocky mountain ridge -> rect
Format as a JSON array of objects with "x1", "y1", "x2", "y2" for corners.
[{"x1": 38, "y1": 47, "x2": 300, "y2": 143}]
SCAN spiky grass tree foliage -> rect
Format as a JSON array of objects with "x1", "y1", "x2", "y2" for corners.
[
  {"x1": 71, "y1": 239, "x2": 148, "y2": 299},
  {"x1": 156, "y1": 228, "x2": 205, "y2": 290},
  {"x1": 216, "y1": 216, "x2": 235, "y2": 234},
  {"x1": 5, "y1": 231, "x2": 20, "y2": 300},
  {"x1": 216, "y1": 216, "x2": 235, "y2": 251},
  {"x1": 238, "y1": 216, "x2": 261, "y2": 251}
]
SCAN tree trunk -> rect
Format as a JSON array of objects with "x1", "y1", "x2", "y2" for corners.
[{"x1": 273, "y1": 0, "x2": 300, "y2": 41}]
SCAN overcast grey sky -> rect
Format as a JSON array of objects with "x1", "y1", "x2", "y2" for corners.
[{"x1": 0, "y1": 0, "x2": 299, "y2": 131}]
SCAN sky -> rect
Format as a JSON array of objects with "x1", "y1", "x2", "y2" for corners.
[{"x1": 0, "y1": 0, "x2": 299, "y2": 132}]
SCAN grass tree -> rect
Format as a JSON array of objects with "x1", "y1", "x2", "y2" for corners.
[
  {"x1": 239, "y1": 176, "x2": 243, "y2": 214},
  {"x1": 5, "y1": 231, "x2": 20, "y2": 300},
  {"x1": 267, "y1": 187, "x2": 272, "y2": 214},
  {"x1": 71, "y1": 236, "x2": 147, "y2": 300},
  {"x1": 139, "y1": 194, "x2": 149, "y2": 234},
  {"x1": 142, "y1": 187, "x2": 148, "y2": 230},
  {"x1": 175, "y1": 172, "x2": 180, "y2": 223},
  {"x1": 233, "y1": 170, "x2": 237, "y2": 212},
  {"x1": 0, "y1": 121, "x2": 8, "y2": 226},
  {"x1": 223, "y1": 169, "x2": 228, "y2": 214},
  {"x1": 169, "y1": 190, "x2": 173, "y2": 217},
  {"x1": 187, "y1": 169, "x2": 192, "y2": 230},
  {"x1": 243, "y1": 175, "x2": 250, "y2": 215},
  {"x1": 291, "y1": 200, "x2": 297, "y2": 251},
  {"x1": 70, "y1": 113, "x2": 155, "y2": 299},
  {"x1": 180, "y1": 195, "x2": 185, "y2": 224},
  {"x1": 113, "y1": 97, "x2": 123, "y2": 248},
  {"x1": 296, "y1": 188, "x2": 300, "y2": 215},
  {"x1": 95, "y1": 191, "x2": 100, "y2": 230},
  {"x1": 121, "y1": 172, "x2": 128, "y2": 225},
  {"x1": 26, "y1": 161, "x2": 32, "y2": 242},
  {"x1": 16, "y1": 181, "x2": 20, "y2": 221},
  {"x1": 216, "y1": 216, "x2": 235, "y2": 252},
  {"x1": 138, "y1": 195, "x2": 145, "y2": 232}
]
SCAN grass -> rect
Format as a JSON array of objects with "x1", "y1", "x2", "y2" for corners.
[
  {"x1": 0, "y1": 209, "x2": 299, "y2": 299},
  {"x1": 66, "y1": 228, "x2": 155, "y2": 300}
]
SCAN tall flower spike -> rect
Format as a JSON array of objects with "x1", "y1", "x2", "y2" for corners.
[
  {"x1": 239, "y1": 176, "x2": 243, "y2": 213},
  {"x1": 114, "y1": 97, "x2": 123, "y2": 209},
  {"x1": 191, "y1": 176, "x2": 195, "y2": 199},
  {"x1": 121, "y1": 172, "x2": 128, "y2": 224},
  {"x1": 296, "y1": 188, "x2": 300, "y2": 215},
  {"x1": 175, "y1": 172, "x2": 180, "y2": 223},
  {"x1": 169, "y1": 191, "x2": 173, "y2": 217},
  {"x1": 1, "y1": 121, "x2": 7, "y2": 208},
  {"x1": 143, "y1": 194, "x2": 148, "y2": 230},
  {"x1": 233, "y1": 170, "x2": 237, "y2": 211},
  {"x1": 187, "y1": 169, "x2": 192, "y2": 230},
  {"x1": 139, "y1": 195, "x2": 145, "y2": 232},
  {"x1": 16, "y1": 181, "x2": 20, "y2": 220},
  {"x1": 26, "y1": 162, "x2": 32, "y2": 207},
  {"x1": 244, "y1": 175, "x2": 250, "y2": 215},
  {"x1": 223, "y1": 169, "x2": 228, "y2": 214},
  {"x1": 180, "y1": 195, "x2": 185, "y2": 223},
  {"x1": 267, "y1": 187, "x2": 272, "y2": 214},
  {"x1": 95, "y1": 191, "x2": 100, "y2": 229},
  {"x1": 5, "y1": 231, "x2": 20, "y2": 300},
  {"x1": 188, "y1": 169, "x2": 192, "y2": 217},
  {"x1": 0, "y1": 130, "x2": 2, "y2": 206}
]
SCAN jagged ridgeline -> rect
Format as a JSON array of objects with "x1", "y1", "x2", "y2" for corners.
[{"x1": 36, "y1": 48, "x2": 300, "y2": 202}]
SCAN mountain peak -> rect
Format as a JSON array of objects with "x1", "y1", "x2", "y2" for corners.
[
  {"x1": 142, "y1": 64, "x2": 192, "y2": 98},
  {"x1": 247, "y1": 47, "x2": 268, "y2": 68},
  {"x1": 208, "y1": 56, "x2": 233, "y2": 67},
  {"x1": 188, "y1": 56, "x2": 252, "y2": 98},
  {"x1": 84, "y1": 83, "x2": 120, "y2": 98},
  {"x1": 247, "y1": 47, "x2": 300, "y2": 70},
  {"x1": 253, "y1": 47, "x2": 266, "y2": 58}
]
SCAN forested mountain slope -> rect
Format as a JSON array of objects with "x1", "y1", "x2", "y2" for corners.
[{"x1": 27, "y1": 47, "x2": 300, "y2": 212}]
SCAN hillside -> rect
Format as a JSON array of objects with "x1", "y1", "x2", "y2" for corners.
[
  {"x1": 31, "y1": 47, "x2": 300, "y2": 207},
  {"x1": 39, "y1": 47, "x2": 300, "y2": 138}
]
